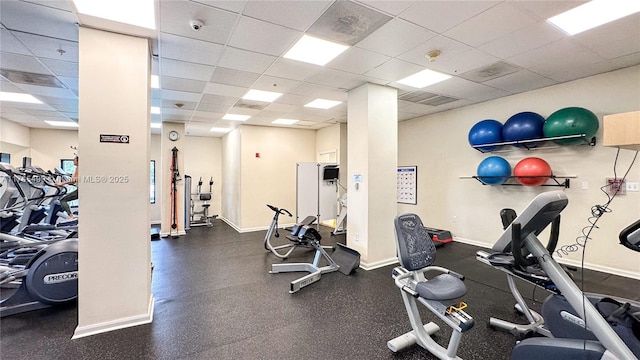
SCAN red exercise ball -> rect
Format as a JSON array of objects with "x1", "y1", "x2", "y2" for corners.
[{"x1": 514, "y1": 157, "x2": 552, "y2": 186}]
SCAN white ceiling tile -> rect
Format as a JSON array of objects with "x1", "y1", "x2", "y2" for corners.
[
  {"x1": 0, "y1": 0, "x2": 77, "y2": 41},
  {"x1": 203, "y1": 82, "x2": 247, "y2": 97},
  {"x1": 511, "y1": 1, "x2": 588, "y2": 20},
  {"x1": 356, "y1": 1, "x2": 417, "y2": 16},
  {"x1": 200, "y1": 94, "x2": 238, "y2": 106},
  {"x1": 421, "y1": 77, "x2": 508, "y2": 102},
  {"x1": 483, "y1": 70, "x2": 557, "y2": 94},
  {"x1": 160, "y1": 76, "x2": 207, "y2": 93},
  {"x1": 427, "y1": 48, "x2": 500, "y2": 75},
  {"x1": 1, "y1": 52, "x2": 50, "y2": 74},
  {"x1": 543, "y1": 60, "x2": 620, "y2": 83},
  {"x1": 39, "y1": 58, "x2": 77, "y2": 77},
  {"x1": 228, "y1": 16, "x2": 301, "y2": 56},
  {"x1": 264, "y1": 102, "x2": 300, "y2": 113},
  {"x1": 444, "y1": 2, "x2": 539, "y2": 47},
  {"x1": 160, "y1": 1, "x2": 238, "y2": 44},
  {"x1": 160, "y1": 89, "x2": 203, "y2": 103},
  {"x1": 192, "y1": 111, "x2": 226, "y2": 120},
  {"x1": 225, "y1": 106, "x2": 261, "y2": 116},
  {"x1": 252, "y1": 76, "x2": 300, "y2": 93},
  {"x1": 12, "y1": 31, "x2": 77, "y2": 61},
  {"x1": 159, "y1": 58, "x2": 215, "y2": 81},
  {"x1": 197, "y1": 102, "x2": 232, "y2": 113},
  {"x1": 397, "y1": 35, "x2": 471, "y2": 67},
  {"x1": 242, "y1": 1, "x2": 332, "y2": 31},
  {"x1": 609, "y1": 52, "x2": 640, "y2": 69},
  {"x1": 14, "y1": 83, "x2": 77, "y2": 99},
  {"x1": 290, "y1": 83, "x2": 347, "y2": 100},
  {"x1": 211, "y1": 67, "x2": 260, "y2": 87},
  {"x1": 160, "y1": 33, "x2": 224, "y2": 65},
  {"x1": 191, "y1": 0, "x2": 247, "y2": 14},
  {"x1": 306, "y1": 68, "x2": 362, "y2": 89},
  {"x1": 274, "y1": 93, "x2": 316, "y2": 106},
  {"x1": 572, "y1": 13, "x2": 640, "y2": 60},
  {"x1": 479, "y1": 22, "x2": 565, "y2": 59},
  {"x1": 0, "y1": 80, "x2": 24, "y2": 93},
  {"x1": 508, "y1": 39, "x2": 605, "y2": 78},
  {"x1": 217, "y1": 47, "x2": 277, "y2": 73},
  {"x1": 399, "y1": 1, "x2": 500, "y2": 34},
  {"x1": 57, "y1": 76, "x2": 79, "y2": 92},
  {"x1": 328, "y1": 46, "x2": 390, "y2": 74},
  {"x1": 265, "y1": 58, "x2": 322, "y2": 81},
  {"x1": 1, "y1": 29, "x2": 30, "y2": 55},
  {"x1": 357, "y1": 19, "x2": 436, "y2": 57},
  {"x1": 363, "y1": 59, "x2": 423, "y2": 82},
  {"x1": 163, "y1": 100, "x2": 199, "y2": 111}
]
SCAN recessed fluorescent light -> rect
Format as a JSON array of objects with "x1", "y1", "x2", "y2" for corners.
[
  {"x1": 151, "y1": 75, "x2": 159, "y2": 89},
  {"x1": 284, "y1": 35, "x2": 349, "y2": 66},
  {"x1": 272, "y1": 118, "x2": 299, "y2": 125},
  {"x1": 0, "y1": 92, "x2": 42, "y2": 104},
  {"x1": 305, "y1": 99, "x2": 342, "y2": 109},
  {"x1": 150, "y1": 123, "x2": 162, "y2": 129},
  {"x1": 397, "y1": 69, "x2": 451, "y2": 88},
  {"x1": 223, "y1": 114, "x2": 251, "y2": 121},
  {"x1": 72, "y1": 0, "x2": 156, "y2": 29},
  {"x1": 242, "y1": 89, "x2": 282, "y2": 103},
  {"x1": 548, "y1": 0, "x2": 640, "y2": 35},
  {"x1": 210, "y1": 127, "x2": 232, "y2": 133},
  {"x1": 45, "y1": 121, "x2": 79, "y2": 128},
  {"x1": 151, "y1": 107, "x2": 161, "y2": 114}
]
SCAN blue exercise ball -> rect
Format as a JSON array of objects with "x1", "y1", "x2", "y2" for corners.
[
  {"x1": 502, "y1": 112, "x2": 545, "y2": 146},
  {"x1": 477, "y1": 156, "x2": 511, "y2": 185},
  {"x1": 468, "y1": 119, "x2": 503, "y2": 151}
]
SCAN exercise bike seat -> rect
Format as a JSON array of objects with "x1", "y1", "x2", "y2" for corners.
[{"x1": 416, "y1": 274, "x2": 466, "y2": 301}]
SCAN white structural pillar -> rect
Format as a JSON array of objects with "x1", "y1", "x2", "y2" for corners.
[
  {"x1": 75, "y1": 27, "x2": 153, "y2": 338},
  {"x1": 160, "y1": 122, "x2": 186, "y2": 237},
  {"x1": 346, "y1": 83, "x2": 398, "y2": 268}
]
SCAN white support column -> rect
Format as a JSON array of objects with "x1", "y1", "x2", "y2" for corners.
[
  {"x1": 74, "y1": 27, "x2": 153, "y2": 338},
  {"x1": 346, "y1": 83, "x2": 398, "y2": 269}
]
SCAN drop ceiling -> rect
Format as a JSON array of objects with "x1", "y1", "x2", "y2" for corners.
[{"x1": 1, "y1": 0, "x2": 639, "y2": 137}]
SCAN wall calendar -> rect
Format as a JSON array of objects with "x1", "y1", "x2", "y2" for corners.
[{"x1": 397, "y1": 166, "x2": 417, "y2": 204}]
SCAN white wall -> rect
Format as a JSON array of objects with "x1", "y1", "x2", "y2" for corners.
[
  {"x1": 1, "y1": 120, "x2": 31, "y2": 167},
  {"x1": 1, "y1": 119, "x2": 31, "y2": 147},
  {"x1": 238, "y1": 125, "x2": 316, "y2": 230},
  {"x1": 398, "y1": 65, "x2": 640, "y2": 278},
  {"x1": 30, "y1": 128, "x2": 78, "y2": 170},
  {"x1": 221, "y1": 127, "x2": 241, "y2": 226}
]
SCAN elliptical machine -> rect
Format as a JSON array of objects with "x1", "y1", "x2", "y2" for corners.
[
  {"x1": 263, "y1": 204, "x2": 316, "y2": 259},
  {"x1": 0, "y1": 236, "x2": 78, "y2": 317}
]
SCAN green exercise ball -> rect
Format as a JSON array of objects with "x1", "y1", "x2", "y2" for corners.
[{"x1": 543, "y1": 107, "x2": 599, "y2": 145}]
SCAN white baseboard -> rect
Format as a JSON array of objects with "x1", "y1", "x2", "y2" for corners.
[
  {"x1": 150, "y1": 220, "x2": 161, "y2": 225},
  {"x1": 454, "y1": 237, "x2": 640, "y2": 280},
  {"x1": 160, "y1": 230, "x2": 186, "y2": 238},
  {"x1": 359, "y1": 257, "x2": 398, "y2": 271},
  {"x1": 452, "y1": 236, "x2": 492, "y2": 249},
  {"x1": 73, "y1": 295, "x2": 154, "y2": 340},
  {"x1": 219, "y1": 217, "x2": 296, "y2": 233}
]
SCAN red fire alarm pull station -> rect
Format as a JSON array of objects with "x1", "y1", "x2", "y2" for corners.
[{"x1": 255, "y1": 153, "x2": 260, "y2": 158}]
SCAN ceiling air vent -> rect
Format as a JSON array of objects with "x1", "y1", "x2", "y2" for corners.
[
  {"x1": 233, "y1": 99, "x2": 268, "y2": 110},
  {"x1": 307, "y1": 1, "x2": 392, "y2": 46},
  {"x1": 0, "y1": 69, "x2": 65, "y2": 88},
  {"x1": 460, "y1": 61, "x2": 520, "y2": 83},
  {"x1": 421, "y1": 95, "x2": 459, "y2": 106},
  {"x1": 399, "y1": 91, "x2": 459, "y2": 106}
]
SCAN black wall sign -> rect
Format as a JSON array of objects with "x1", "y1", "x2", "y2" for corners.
[{"x1": 100, "y1": 134, "x2": 130, "y2": 144}]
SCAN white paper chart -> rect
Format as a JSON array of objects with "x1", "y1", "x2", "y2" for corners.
[{"x1": 397, "y1": 166, "x2": 417, "y2": 204}]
